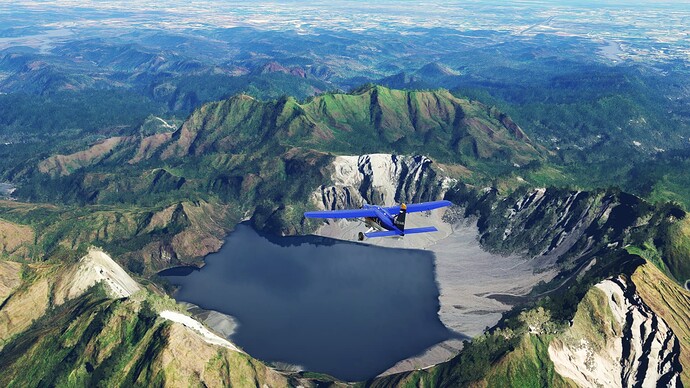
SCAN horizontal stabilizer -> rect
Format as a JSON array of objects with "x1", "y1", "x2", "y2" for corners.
[
  {"x1": 402, "y1": 226, "x2": 438, "y2": 235},
  {"x1": 363, "y1": 226, "x2": 438, "y2": 238},
  {"x1": 364, "y1": 230, "x2": 402, "y2": 238}
]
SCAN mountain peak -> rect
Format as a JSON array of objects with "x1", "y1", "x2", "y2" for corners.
[
  {"x1": 415, "y1": 62, "x2": 459, "y2": 78},
  {"x1": 257, "y1": 61, "x2": 288, "y2": 74},
  {"x1": 157, "y1": 86, "x2": 542, "y2": 167}
]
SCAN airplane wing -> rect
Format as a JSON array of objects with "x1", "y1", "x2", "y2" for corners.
[
  {"x1": 304, "y1": 208, "x2": 377, "y2": 219},
  {"x1": 384, "y1": 200, "x2": 452, "y2": 214}
]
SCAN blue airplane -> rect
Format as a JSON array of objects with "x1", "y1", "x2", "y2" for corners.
[{"x1": 304, "y1": 200, "x2": 452, "y2": 241}]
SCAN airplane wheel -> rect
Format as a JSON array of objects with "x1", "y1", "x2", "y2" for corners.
[{"x1": 358, "y1": 232, "x2": 364, "y2": 241}]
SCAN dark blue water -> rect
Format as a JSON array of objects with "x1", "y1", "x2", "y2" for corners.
[{"x1": 160, "y1": 223, "x2": 453, "y2": 381}]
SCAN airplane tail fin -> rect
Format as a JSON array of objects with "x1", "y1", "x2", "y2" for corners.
[{"x1": 394, "y1": 203, "x2": 407, "y2": 234}]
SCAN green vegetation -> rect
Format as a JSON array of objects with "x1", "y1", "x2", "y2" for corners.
[
  {"x1": 295, "y1": 86, "x2": 544, "y2": 168},
  {"x1": 2, "y1": 86, "x2": 545, "y2": 267},
  {"x1": 1, "y1": 9, "x2": 688, "y2": 386},
  {"x1": 1, "y1": 81, "x2": 689, "y2": 387},
  {"x1": 626, "y1": 242, "x2": 668, "y2": 274},
  {"x1": 369, "y1": 309, "x2": 569, "y2": 387},
  {"x1": 661, "y1": 216, "x2": 690, "y2": 284},
  {"x1": 157, "y1": 72, "x2": 332, "y2": 112},
  {"x1": 372, "y1": 182, "x2": 686, "y2": 387},
  {"x1": 621, "y1": 204, "x2": 690, "y2": 285},
  {"x1": 365, "y1": 328, "x2": 520, "y2": 388},
  {"x1": 0, "y1": 265, "x2": 292, "y2": 387},
  {"x1": 455, "y1": 68, "x2": 690, "y2": 210},
  {"x1": 0, "y1": 90, "x2": 162, "y2": 136},
  {"x1": 562, "y1": 287, "x2": 619, "y2": 350},
  {"x1": 483, "y1": 334, "x2": 573, "y2": 388},
  {"x1": 0, "y1": 288, "x2": 153, "y2": 387}
]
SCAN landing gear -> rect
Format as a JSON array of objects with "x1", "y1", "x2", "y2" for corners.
[{"x1": 359, "y1": 227, "x2": 376, "y2": 241}]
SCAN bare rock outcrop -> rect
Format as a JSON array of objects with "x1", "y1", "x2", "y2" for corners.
[
  {"x1": 314, "y1": 153, "x2": 446, "y2": 210},
  {"x1": 548, "y1": 277, "x2": 681, "y2": 387}
]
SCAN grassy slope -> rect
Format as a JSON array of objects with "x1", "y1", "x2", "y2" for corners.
[
  {"x1": 6, "y1": 86, "x2": 543, "y2": 268},
  {"x1": 0, "y1": 199, "x2": 237, "y2": 273},
  {"x1": 0, "y1": 262, "x2": 63, "y2": 348},
  {"x1": 662, "y1": 216, "x2": 690, "y2": 285},
  {"x1": 0, "y1": 257, "x2": 294, "y2": 388},
  {"x1": 545, "y1": 286, "x2": 621, "y2": 385},
  {"x1": 0, "y1": 218, "x2": 34, "y2": 260},
  {"x1": 0, "y1": 291, "x2": 290, "y2": 387},
  {"x1": 482, "y1": 334, "x2": 575, "y2": 388},
  {"x1": 35, "y1": 85, "x2": 540, "y2": 167},
  {"x1": 3, "y1": 85, "x2": 689, "y2": 386},
  {"x1": 35, "y1": 86, "x2": 543, "y2": 180},
  {"x1": 625, "y1": 209, "x2": 690, "y2": 286}
]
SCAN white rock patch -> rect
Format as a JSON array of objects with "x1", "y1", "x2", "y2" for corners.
[
  {"x1": 68, "y1": 248, "x2": 140, "y2": 299},
  {"x1": 548, "y1": 278, "x2": 680, "y2": 387},
  {"x1": 160, "y1": 310, "x2": 242, "y2": 352}
]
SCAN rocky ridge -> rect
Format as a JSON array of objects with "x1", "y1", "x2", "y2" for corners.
[
  {"x1": 315, "y1": 153, "x2": 449, "y2": 210},
  {"x1": 310, "y1": 154, "x2": 554, "y2": 376},
  {"x1": 548, "y1": 277, "x2": 681, "y2": 387}
]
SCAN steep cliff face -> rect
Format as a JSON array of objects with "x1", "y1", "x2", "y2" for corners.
[
  {"x1": 548, "y1": 277, "x2": 681, "y2": 387},
  {"x1": 632, "y1": 263, "x2": 690, "y2": 387},
  {"x1": 315, "y1": 153, "x2": 449, "y2": 210},
  {"x1": 368, "y1": 187, "x2": 687, "y2": 387},
  {"x1": 447, "y1": 186, "x2": 667, "y2": 282}
]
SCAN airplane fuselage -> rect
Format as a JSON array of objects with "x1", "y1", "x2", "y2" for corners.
[{"x1": 362, "y1": 204, "x2": 398, "y2": 232}]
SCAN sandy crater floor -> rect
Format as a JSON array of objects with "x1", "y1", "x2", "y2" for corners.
[{"x1": 315, "y1": 210, "x2": 555, "y2": 375}]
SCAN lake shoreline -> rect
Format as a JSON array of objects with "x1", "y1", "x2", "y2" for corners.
[
  {"x1": 159, "y1": 213, "x2": 553, "y2": 380},
  {"x1": 161, "y1": 223, "x2": 451, "y2": 381}
]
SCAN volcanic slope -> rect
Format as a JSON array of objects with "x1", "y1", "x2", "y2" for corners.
[
  {"x1": 34, "y1": 85, "x2": 542, "y2": 177},
  {"x1": 158, "y1": 84, "x2": 542, "y2": 165},
  {"x1": 2, "y1": 84, "x2": 690, "y2": 386},
  {"x1": 12, "y1": 86, "x2": 542, "y2": 271},
  {"x1": 0, "y1": 248, "x2": 319, "y2": 387},
  {"x1": 365, "y1": 185, "x2": 690, "y2": 387}
]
